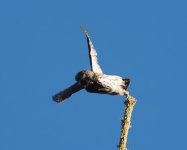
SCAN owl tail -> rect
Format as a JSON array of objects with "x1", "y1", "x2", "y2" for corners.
[{"x1": 122, "y1": 78, "x2": 130, "y2": 90}]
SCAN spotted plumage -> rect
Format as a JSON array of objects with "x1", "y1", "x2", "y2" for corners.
[{"x1": 52, "y1": 27, "x2": 130, "y2": 103}]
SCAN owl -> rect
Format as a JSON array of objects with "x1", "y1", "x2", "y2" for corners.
[{"x1": 53, "y1": 27, "x2": 130, "y2": 103}]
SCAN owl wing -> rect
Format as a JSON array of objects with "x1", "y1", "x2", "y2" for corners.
[
  {"x1": 52, "y1": 82, "x2": 83, "y2": 103},
  {"x1": 81, "y1": 26, "x2": 103, "y2": 74}
]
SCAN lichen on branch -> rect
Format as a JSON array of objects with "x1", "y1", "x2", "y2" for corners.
[{"x1": 117, "y1": 95, "x2": 136, "y2": 150}]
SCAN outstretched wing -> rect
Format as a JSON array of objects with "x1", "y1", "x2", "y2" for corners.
[
  {"x1": 52, "y1": 82, "x2": 83, "y2": 103},
  {"x1": 81, "y1": 26, "x2": 103, "y2": 74}
]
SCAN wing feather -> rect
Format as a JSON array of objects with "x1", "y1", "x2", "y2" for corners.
[
  {"x1": 81, "y1": 26, "x2": 103, "y2": 74},
  {"x1": 52, "y1": 82, "x2": 83, "y2": 103}
]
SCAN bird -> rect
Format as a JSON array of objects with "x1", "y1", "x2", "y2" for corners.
[{"x1": 52, "y1": 26, "x2": 130, "y2": 103}]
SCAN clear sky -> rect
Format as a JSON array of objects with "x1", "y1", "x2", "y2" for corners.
[{"x1": 0, "y1": 0, "x2": 187, "y2": 150}]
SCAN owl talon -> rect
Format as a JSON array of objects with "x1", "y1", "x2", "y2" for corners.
[{"x1": 124, "y1": 91, "x2": 129, "y2": 96}]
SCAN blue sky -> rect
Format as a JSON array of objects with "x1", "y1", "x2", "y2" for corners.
[{"x1": 0, "y1": 0, "x2": 187, "y2": 149}]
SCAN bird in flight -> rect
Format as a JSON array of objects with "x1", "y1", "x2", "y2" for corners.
[{"x1": 52, "y1": 27, "x2": 130, "y2": 103}]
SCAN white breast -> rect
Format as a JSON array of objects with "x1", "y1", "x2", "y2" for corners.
[{"x1": 98, "y1": 75, "x2": 124, "y2": 92}]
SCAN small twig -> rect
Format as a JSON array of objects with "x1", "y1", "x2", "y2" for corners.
[{"x1": 117, "y1": 95, "x2": 136, "y2": 150}]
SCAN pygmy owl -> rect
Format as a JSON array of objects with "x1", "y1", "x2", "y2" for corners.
[{"x1": 53, "y1": 27, "x2": 130, "y2": 103}]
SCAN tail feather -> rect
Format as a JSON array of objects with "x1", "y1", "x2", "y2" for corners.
[{"x1": 122, "y1": 78, "x2": 130, "y2": 90}]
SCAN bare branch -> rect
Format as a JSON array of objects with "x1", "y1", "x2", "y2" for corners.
[{"x1": 118, "y1": 95, "x2": 137, "y2": 150}]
